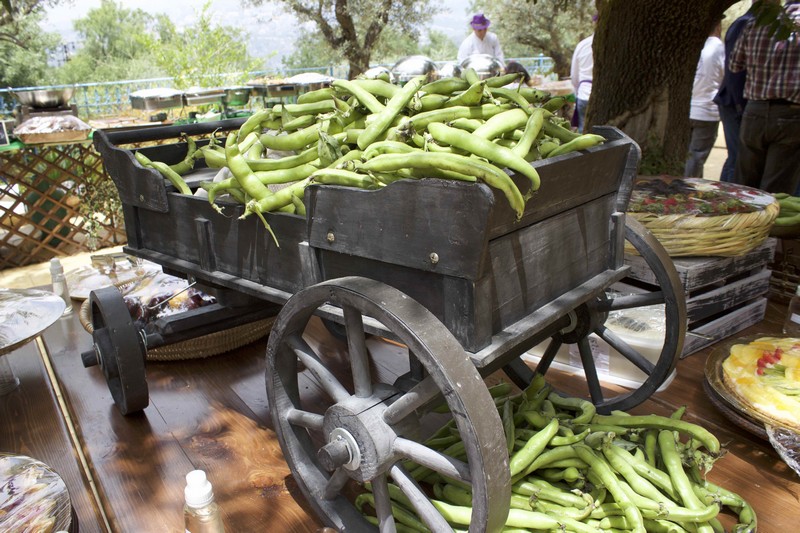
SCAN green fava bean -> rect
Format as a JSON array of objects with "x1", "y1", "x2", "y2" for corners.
[{"x1": 427, "y1": 121, "x2": 541, "y2": 195}]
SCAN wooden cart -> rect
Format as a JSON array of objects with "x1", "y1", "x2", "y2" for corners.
[{"x1": 90, "y1": 118, "x2": 686, "y2": 532}]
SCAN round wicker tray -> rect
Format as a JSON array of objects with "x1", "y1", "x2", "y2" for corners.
[
  {"x1": 79, "y1": 297, "x2": 274, "y2": 362},
  {"x1": 625, "y1": 201, "x2": 779, "y2": 257}
]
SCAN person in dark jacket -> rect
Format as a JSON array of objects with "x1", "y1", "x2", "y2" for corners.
[{"x1": 713, "y1": 8, "x2": 754, "y2": 182}]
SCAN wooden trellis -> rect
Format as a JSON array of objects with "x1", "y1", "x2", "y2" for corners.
[{"x1": 0, "y1": 141, "x2": 126, "y2": 270}]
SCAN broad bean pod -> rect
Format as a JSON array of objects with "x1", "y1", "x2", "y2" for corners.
[{"x1": 427, "y1": 121, "x2": 541, "y2": 194}]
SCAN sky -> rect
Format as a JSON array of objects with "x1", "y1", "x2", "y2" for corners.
[{"x1": 41, "y1": 0, "x2": 476, "y2": 68}]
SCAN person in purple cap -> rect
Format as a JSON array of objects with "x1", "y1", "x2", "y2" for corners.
[{"x1": 457, "y1": 13, "x2": 505, "y2": 64}]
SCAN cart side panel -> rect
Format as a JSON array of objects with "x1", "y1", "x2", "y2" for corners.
[
  {"x1": 486, "y1": 136, "x2": 633, "y2": 237},
  {"x1": 306, "y1": 178, "x2": 495, "y2": 281},
  {"x1": 318, "y1": 193, "x2": 617, "y2": 353},
  {"x1": 307, "y1": 138, "x2": 634, "y2": 281},
  {"x1": 123, "y1": 195, "x2": 306, "y2": 295},
  {"x1": 489, "y1": 193, "x2": 617, "y2": 333}
]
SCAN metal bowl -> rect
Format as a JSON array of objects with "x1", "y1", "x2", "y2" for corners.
[
  {"x1": 391, "y1": 55, "x2": 438, "y2": 84},
  {"x1": 361, "y1": 66, "x2": 396, "y2": 84},
  {"x1": 436, "y1": 62, "x2": 462, "y2": 80},
  {"x1": 460, "y1": 54, "x2": 505, "y2": 80},
  {"x1": 13, "y1": 88, "x2": 74, "y2": 108},
  {"x1": 129, "y1": 88, "x2": 184, "y2": 111},
  {"x1": 223, "y1": 87, "x2": 251, "y2": 107}
]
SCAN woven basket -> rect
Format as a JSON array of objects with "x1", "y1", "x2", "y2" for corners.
[
  {"x1": 625, "y1": 201, "x2": 780, "y2": 257},
  {"x1": 79, "y1": 297, "x2": 275, "y2": 362}
]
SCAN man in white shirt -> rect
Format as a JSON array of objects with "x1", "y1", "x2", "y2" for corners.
[
  {"x1": 684, "y1": 22, "x2": 724, "y2": 178},
  {"x1": 570, "y1": 33, "x2": 594, "y2": 133},
  {"x1": 457, "y1": 13, "x2": 504, "y2": 65}
]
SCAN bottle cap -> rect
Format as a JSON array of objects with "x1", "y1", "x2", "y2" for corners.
[
  {"x1": 50, "y1": 258, "x2": 64, "y2": 276},
  {"x1": 184, "y1": 470, "x2": 214, "y2": 508}
]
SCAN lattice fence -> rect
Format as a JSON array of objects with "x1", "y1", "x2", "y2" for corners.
[{"x1": 0, "y1": 142, "x2": 126, "y2": 269}]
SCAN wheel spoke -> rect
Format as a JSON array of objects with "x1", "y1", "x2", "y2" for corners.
[
  {"x1": 535, "y1": 336, "x2": 562, "y2": 374},
  {"x1": 598, "y1": 291, "x2": 666, "y2": 311},
  {"x1": 288, "y1": 333, "x2": 351, "y2": 403},
  {"x1": 322, "y1": 467, "x2": 350, "y2": 501},
  {"x1": 344, "y1": 304, "x2": 372, "y2": 398},
  {"x1": 596, "y1": 325, "x2": 655, "y2": 374},
  {"x1": 389, "y1": 463, "x2": 452, "y2": 532},
  {"x1": 286, "y1": 408, "x2": 324, "y2": 431},
  {"x1": 393, "y1": 437, "x2": 471, "y2": 484},
  {"x1": 577, "y1": 336, "x2": 605, "y2": 404},
  {"x1": 371, "y1": 474, "x2": 398, "y2": 533},
  {"x1": 382, "y1": 375, "x2": 442, "y2": 426}
]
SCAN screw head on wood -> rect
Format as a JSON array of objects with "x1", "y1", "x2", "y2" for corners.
[
  {"x1": 327, "y1": 231, "x2": 335, "y2": 243},
  {"x1": 429, "y1": 252, "x2": 439, "y2": 264}
]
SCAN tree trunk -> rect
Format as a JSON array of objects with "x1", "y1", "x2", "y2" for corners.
[{"x1": 588, "y1": 0, "x2": 735, "y2": 175}]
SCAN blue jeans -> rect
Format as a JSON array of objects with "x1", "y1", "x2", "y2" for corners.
[
  {"x1": 684, "y1": 119, "x2": 719, "y2": 178},
  {"x1": 718, "y1": 104, "x2": 743, "y2": 183},
  {"x1": 734, "y1": 100, "x2": 800, "y2": 194}
]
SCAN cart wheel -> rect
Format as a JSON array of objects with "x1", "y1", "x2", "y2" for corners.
[
  {"x1": 82, "y1": 286, "x2": 148, "y2": 415},
  {"x1": 266, "y1": 276, "x2": 510, "y2": 533},
  {"x1": 508, "y1": 217, "x2": 687, "y2": 412}
]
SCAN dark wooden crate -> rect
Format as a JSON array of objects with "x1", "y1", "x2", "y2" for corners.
[{"x1": 624, "y1": 239, "x2": 776, "y2": 357}]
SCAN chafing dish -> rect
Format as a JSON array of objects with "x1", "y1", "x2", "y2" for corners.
[
  {"x1": 460, "y1": 54, "x2": 505, "y2": 80},
  {"x1": 391, "y1": 55, "x2": 438, "y2": 84},
  {"x1": 129, "y1": 88, "x2": 184, "y2": 111}
]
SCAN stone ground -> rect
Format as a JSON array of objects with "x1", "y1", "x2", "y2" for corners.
[{"x1": 0, "y1": 126, "x2": 730, "y2": 290}]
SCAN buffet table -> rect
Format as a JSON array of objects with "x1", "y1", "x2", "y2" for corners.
[{"x1": 0, "y1": 297, "x2": 798, "y2": 532}]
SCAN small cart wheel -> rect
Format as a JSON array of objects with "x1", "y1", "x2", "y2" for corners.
[
  {"x1": 511, "y1": 217, "x2": 687, "y2": 412},
  {"x1": 266, "y1": 276, "x2": 510, "y2": 533},
  {"x1": 83, "y1": 286, "x2": 148, "y2": 415}
]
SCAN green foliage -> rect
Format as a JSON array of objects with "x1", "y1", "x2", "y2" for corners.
[
  {"x1": 469, "y1": 0, "x2": 595, "y2": 77},
  {"x1": 0, "y1": 11, "x2": 61, "y2": 86},
  {"x1": 249, "y1": 0, "x2": 440, "y2": 78},
  {"x1": 143, "y1": 1, "x2": 265, "y2": 89},
  {"x1": 750, "y1": 0, "x2": 800, "y2": 40},
  {"x1": 283, "y1": 26, "x2": 457, "y2": 72},
  {"x1": 421, "y1": 30, "x2": 459, "y2": 61},
  {"x1": 56, "y1": 0, "x2": 163, "y2": 83}
]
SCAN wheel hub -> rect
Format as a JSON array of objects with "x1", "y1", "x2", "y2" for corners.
[
  {"x1": 559, "y1": 304, "x2": 595, "y2": 343},
  {"x1": 320, "y1": 384, "x2": 399, "y2": 483}
]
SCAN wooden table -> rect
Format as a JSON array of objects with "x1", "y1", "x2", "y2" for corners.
[{"x1": 1, "y1": 297, "x2": 798, "y2": 532}]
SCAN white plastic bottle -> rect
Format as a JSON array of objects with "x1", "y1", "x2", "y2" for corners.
[
  {"x1": 784, "y1": 285, "x2": 800, "y2": 336},
  {"x1": 184, "y1": 470, "x2": 224, "y2": 533},
  {"x1": 50, "y1": 258, "x2": 73, "y2": 316}
]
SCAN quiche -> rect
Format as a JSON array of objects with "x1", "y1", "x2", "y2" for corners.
[{"x1": 722, "y1": 337, "x2": 800, "y2": 432}]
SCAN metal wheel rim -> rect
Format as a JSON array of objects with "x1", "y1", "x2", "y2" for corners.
[{"x1": 266, "y1": 276, "x2": 510, "y2": 532}]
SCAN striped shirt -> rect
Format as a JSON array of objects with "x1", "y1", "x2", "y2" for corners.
[{"x1": 729, "y1": 3, "x2": 800, "y2": 103}]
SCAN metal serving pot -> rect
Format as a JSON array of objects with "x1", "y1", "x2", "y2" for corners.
[
  {"x1": 223, "y1": 87, "x2": 251, "y2": 107},
  {"x1": 460, "y1": 54, "x2": 505, "y2": 80},
  {"x1": 361, "y1": 66, "x2": 396, "y2": 83},
  {"x1": 13, "y1": 88, "x2": 75, "y2": 108},
  {"x1": 391, "y1": 55, "x2": 438, "y2": 84},
  {"x1": 436, "y1": 62, "x2": 462, "y2": 80}
]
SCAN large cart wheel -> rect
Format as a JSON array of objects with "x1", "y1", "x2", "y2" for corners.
[
  {"x1": 506, "y1": 217, "x2": 687, "y2": 412},
  {"x1": 266, "y1": 276, "x2": 510, "y2": 533},
  {"x1": 82, "y1": 286, "x2": 149, "y2": 415}
]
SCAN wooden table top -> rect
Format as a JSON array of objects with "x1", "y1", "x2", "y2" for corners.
[{"x1": 1, "y1": 296, "x2": 798, "y2": 532}]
